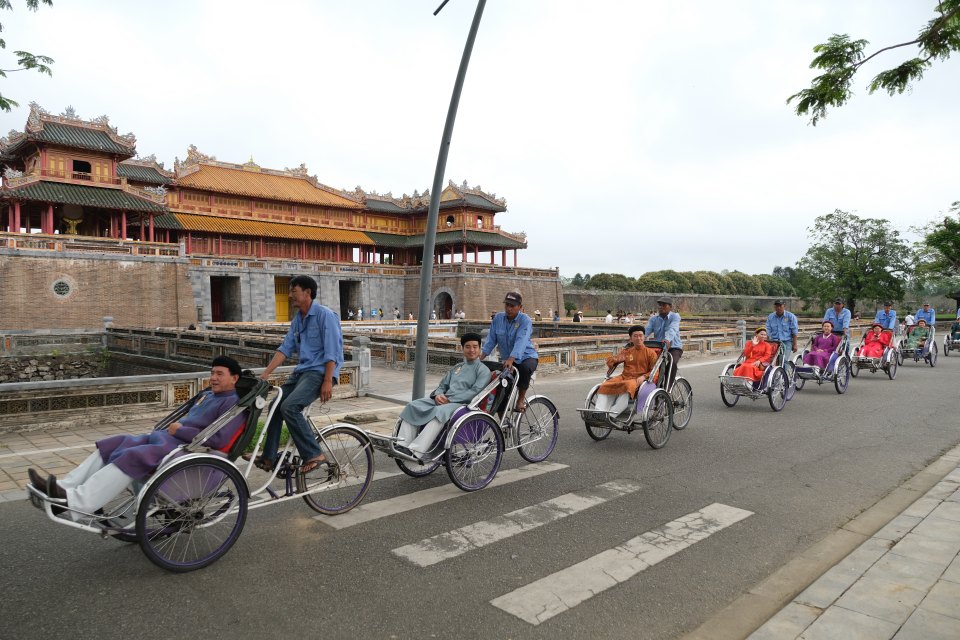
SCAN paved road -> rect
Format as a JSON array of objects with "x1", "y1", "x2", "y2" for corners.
[{"x1": 1, "y1": 354, "x2": 957, "y2": 640}]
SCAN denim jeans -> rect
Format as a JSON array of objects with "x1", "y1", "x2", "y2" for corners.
[{"x1": 262, "y1": 370, "x2": 329, "y2": 463}]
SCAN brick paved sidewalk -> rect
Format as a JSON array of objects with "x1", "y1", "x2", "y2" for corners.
[{"x1": 748, "y1": 445, "x2": 960, "y2": 640}]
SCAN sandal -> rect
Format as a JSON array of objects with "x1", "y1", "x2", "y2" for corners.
[
  {"x1": 299, "y1": 455, "x2": 328, "y2": 474},
  {"x1": 514, "y1": 401, "x2": 527, "y2": 413},
  {"x1": 242, "y1": 452, "x2": 276, "y2": 473}
]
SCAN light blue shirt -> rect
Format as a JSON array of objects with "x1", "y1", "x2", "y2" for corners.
[
  {"x1": 823, "y1": 307, "x2": 851, "y2": 333},
  {"x1": 645, "y1": 312, "x2": 682, "y2": 349},
  {"x1": 915, "y1": 308, "x2": 936, "y2": 326},
  {"x1": 874, "y1": 309, "x2": 897, "y2": 330},
  {"x1": 278, "y1": 301, "x2": 344, "y2": 377},
  {"x1": 483, "y1": 311, "x2": 538, "y2": 362},
  {"x1": 766, "y1": 311, "x2": 798, "y2": 343}
]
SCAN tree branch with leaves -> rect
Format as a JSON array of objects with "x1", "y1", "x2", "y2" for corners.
[
  {"x1": 788, "y1": 0, "x2": 960, "y2": 125},
  {"x1": 0, "y1": 0, "x2": 54, "y2": 113}
]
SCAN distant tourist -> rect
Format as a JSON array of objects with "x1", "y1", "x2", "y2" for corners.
[
  {"x1": 572, "y1": 310, "x2": 582, "y2": 323},
  {"x1": 394, "y1": 307, "x2": 400, "y2": 320},
  {"x1": 357, "y1": 307, "x2": 364, "y2": 321},
  {"x1": 604, "y1": 310, "x2": 613, "y2": 324},
  {"x1": 535, "y1": 309, "x2": 541, "y2": 322},
  {"x1": 553, "y1": 310, "x2": 560, "y2": 322},
  {"x1": 408, "y1": 312, "x2": 414, "y2": 320},
  {"x1": 430, "y1": 309, "x2": 437, "y2": 320}
]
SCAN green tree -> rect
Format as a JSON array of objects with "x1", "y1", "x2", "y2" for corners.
[
  {"x1": 569, "y1": 273, "x2": 585, "y2": 288},
  {"x1": 915, "y1": 202, "x2": 960, "y2": 279},
  {"x1": 588, "y1": 272, "x2": 636, "y2": 291},
  {"x1": 725, "y1": 271, "x2": 764, "y2": 296},
  {"x1": 689, "y1": 270, "x2": 724, "y2": 294},
  {"x1": 1, "y1": 0, "x2": 54, "y2": 112},
  {"x1": 797, "y1": 210, "x2": 912, "y2": 313},
  {"x1": 789, "y1": 1, "x2": 960, "y2": 124}
]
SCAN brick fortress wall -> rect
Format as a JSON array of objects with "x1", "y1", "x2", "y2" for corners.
[{"x1": 0, "y1": 251, "x2": 197, "y2": 330}]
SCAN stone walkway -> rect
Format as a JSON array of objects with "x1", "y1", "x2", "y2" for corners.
[{"x1": 748, "y1": 444, "x2": 960, "y2": 640}]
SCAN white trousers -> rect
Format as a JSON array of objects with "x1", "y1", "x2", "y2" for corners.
[
  {"x1": 61, "y1": 451, "x2": 134, "y2": 521},
  {"x1": 397, "y1": 418, "x2": 445, "y2": 457},
  {"x1": 594, "y1": 392, "x2": 630, "y2": 415}
]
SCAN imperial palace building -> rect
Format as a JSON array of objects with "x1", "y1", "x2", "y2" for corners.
[{"x1": 0, "y1": 105, "x2": 563, "y2": 330}]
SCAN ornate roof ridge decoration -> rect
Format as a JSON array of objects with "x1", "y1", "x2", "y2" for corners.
[
  {"x1": 445, "y1": 179, "x2": 507, "y2": 207},
  {"x1": 174, "y1": 147, "x2": 352, "y2": 200},
  {"x1": 121, "y1": 154, "x2": 174, "y2": 178},
  {"x1": 22, "y1": 102, "x2": 137, "y2": 148},
  {"x1": 344, "y1": 179, "x2": 507, "y2": 210}
]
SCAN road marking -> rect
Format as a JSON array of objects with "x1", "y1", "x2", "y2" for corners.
[
  {"x1": 319, "y1": 462, "x2": 568, "y2": 529},
  {"x1": 392, "y1": 479, "x2": 642, "y2": 567},
  {"x1": 489, "y1": 502, "x2": 754, "y2": 625}
]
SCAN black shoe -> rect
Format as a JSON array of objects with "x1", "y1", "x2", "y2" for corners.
[
  {"x1": 27, "y1": 468, "x2": 48, "y2": 494},
  {"x1": 47, "y1": 475, "x2": 68, "y2": 516},
  {"x1": 394, "y1": 444, "x2": 415, "y2": 457}
]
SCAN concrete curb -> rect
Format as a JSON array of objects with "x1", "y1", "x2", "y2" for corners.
[{"x1": 680, "y1": 444, "x2": 960, "y2": 640}]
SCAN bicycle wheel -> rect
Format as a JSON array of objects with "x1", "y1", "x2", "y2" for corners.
[
  {"x1": 767, "y1": 367, "x2": 788, "y2": 412},
  {"x1": 137, "y1": 458, "x2": 247, "y2": 573},
  {"x1": 896, "y1": 347, "x2": 904, "y2": 366},
  {"x1": 669, "y1": 377, "x2": 693, "y2": 430},
  {"x1": 517, "y1": 396, "x2": 559, "y2": 462},
  {"x1": 850, "y1": 360, "x2": 860, "y2": 377},
  {"x1": 720, "y1": 364, "x2": 739, "y2": 407},
  {"x1": 782, "y1": 362, "x2": 797, "y2": 402},
  {"x1": 445, "y1": 413, "x2": 503, "y2": 492},
  {"x1": 833, "y1": 357, "x2": 850, "y2": 394},
  {"x1": 928, "y1": 343, "x2": 938, "y2": 367},
  {"x1": 642, "y1": 389, "x2": 673, "y2": 450},
  {"x1": 887, "y1": 356, "x2": 898, "y2": 380},
  {"x1": 583, "y1": 386, "x2": 613, "y2": 441},
  {"x1": 792, "y1": 357, "x2": 806, "y2": 391},
  {"x1": 300, "y1": 426, "x2": 374, "y2": 515}
]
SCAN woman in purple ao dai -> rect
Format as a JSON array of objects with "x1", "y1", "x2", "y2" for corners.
[{"x1": 803, "y1": 321, "x2": 840, "y2": 369}]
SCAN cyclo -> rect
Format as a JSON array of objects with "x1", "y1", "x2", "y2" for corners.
[
  {"x1": 366, "y1": 367, "x2": 559, "y2": 492},
  {"x1": 851, "y1": 327, "x2": 899, "y2": 380},
  {"x1": 719, "y1": 340, "x2": 797, "y2": 411},
  {"x1": 578, "y1": 340, "x2": 693, "y2": 448},
  {"x1": 27, "y1": 373, "x2": 374, "y2": 572},
  {"x1": 900, "y1": 323, "x2": 938, "y2": 367},
  {"x1": 945, "y1": 320, "x2": 960, "y2": 356},
  {"x1": 792, "y1": 331, "x2": 851, "y2": 394}
]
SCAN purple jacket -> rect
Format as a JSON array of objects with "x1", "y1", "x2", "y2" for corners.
[{"x1": 96, "y1": 389, "x2": 244, "y2": 481}]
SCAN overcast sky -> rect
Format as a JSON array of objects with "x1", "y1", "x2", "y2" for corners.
[{"x1": 3, "y1": 1, "x2": 958, "y2": 278}]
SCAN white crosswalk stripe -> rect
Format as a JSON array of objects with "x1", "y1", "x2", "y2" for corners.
[
  {"x1": 318, "y1": 462, "x2": 568, "y2": 529},
  {"x1": 490, "y1": 502, "x2": 754, "y2": 625},
  {"x1": 392, "y1": 479, "x2": 643, "y2": 567}
]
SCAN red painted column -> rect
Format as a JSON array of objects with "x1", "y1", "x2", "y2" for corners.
[
  {"x1": 186, "y1": 232, "x2": 192, "y2": 253},
  {"x1": 259, "y1": 237, "x2": 264, "y2": 258},
  {"x1": 13, "y1": 201, "x2": 21, "y2": 234},
  {"x1": 110, "y1": 213, "x2": 117, "y2": 238},
  {"x1": 513, "y1": 249, "x2": 517, "y2": 267},
  {"x1": 149, "y1": 214, "x2": 155, "y2": 241},
  {"x1": 501, "y1": 250, "x2": 506, "y2": 266},
  {"x1": 218, "y1": 235, "x2": 223, "y2": 256},
  {"x1": 490, "y1": 250, "x2": 494, "y2": 265},
  {"x1": 140, "y1": 217, "x2": 145, "y2": 240},
  {"x1": 473, "y1": 245, "x2": 478, "y2": 262},
  {"x1": 120, "y1": 211, "x2": 127, "y2": 240}
]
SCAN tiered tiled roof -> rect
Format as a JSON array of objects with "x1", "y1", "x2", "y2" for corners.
[
  {"x1": 366, "y1": 229, "x2": 525, "y2": 249},
  {"x1": 0, "y1": 104, "x2": 137, "y2": 159},
  {"x1": 352, "y1": 180, "x2": 508, "y2": 214},
  {"x1": 118, "y1": 156, "x2": 174, "y2": 185},
  {"x1": 4, "y1": 181, "x2": 167, "y2": 212},
  {"x1": 173, "y1": 147, "x2": 361, "y2": 209}
]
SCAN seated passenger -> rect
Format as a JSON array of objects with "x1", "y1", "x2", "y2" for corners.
[
  {"x1": 733, "y1": 328, "x2": 776, "y2": 382},
  {"x1": 903, "y1": 319, "x2": 930, "y2": 350},
  {"x1": 859, "y1": 323, "x2": 890, "y2": 359},
  {"x1": 594, "y1": 325, "x2": 659, "y2": 415},
  {"x1": 803, "y1": 321, "x2": 840, "y2": 369},
  {"x1": 951, "y1": 320, "x2": 960, "y2": 340},
  {"x1": 394, "y1": 333, "x2": 489, "y2": 458},
  {"x1": 27, "y1": 356, "x2": 246, "y2": 520}
]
